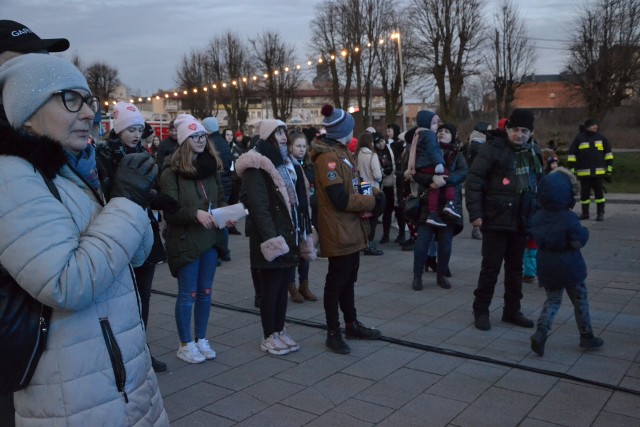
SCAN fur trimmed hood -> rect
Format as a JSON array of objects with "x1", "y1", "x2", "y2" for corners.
[
  {"x1": 0, "y1": 124, "x2": 67, "y2": 179},
  {"x1": 235, "y1": 148, "x2": 292, "y2": 209}
]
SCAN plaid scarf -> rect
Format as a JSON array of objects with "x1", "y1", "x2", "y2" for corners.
[{"x1": 514, "y1": 142, "x2": 543, "y2": 194}]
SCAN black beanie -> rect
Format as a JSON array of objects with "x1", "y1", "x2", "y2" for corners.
[
  {"x1": 584, "y1": 118, "x2": 597, "y2": 128},
  {"x1": 507, "y1": 109, "x2": 534, "y2": 131},
  {"x1": 437, "y1": 123, "x2": 457, "y2": 142},
  {"x1": 473, "y1": 121, "x2": 491, "y2": 135}
]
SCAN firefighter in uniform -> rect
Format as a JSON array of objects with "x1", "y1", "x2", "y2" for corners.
[{"x1": 567, "y1": 119, "x2": 613, "y2": 221}]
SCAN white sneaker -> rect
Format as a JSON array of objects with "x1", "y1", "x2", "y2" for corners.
[
  {"x1": 279, "y1": 328, "x2": 300, "y2": 352},
  {"x1": 260, "y1": 333, "x2": 290, "y2": 355},
  {"x1": 177, "y1": 341, "x2": 205, "y2": 363},
  {"x1": 196, "y1": 338, "x2": 217, "y2": 360}
]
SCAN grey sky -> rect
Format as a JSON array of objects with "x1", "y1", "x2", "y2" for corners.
[{"x1": 2, "y1": 0, "x2": 581, "y2": 95}]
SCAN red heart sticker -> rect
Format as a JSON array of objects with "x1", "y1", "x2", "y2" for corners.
[
  {"x1": 502, "y1": 177, "x2": 510, "y2": 185},
  {"x1": 114, "y1": 110, "x2": 119, "y2": 119},
  {"x1": 188, "y1": 123, "x2": 197, "y2": 131},
  {"x1": 127, "y1": 106, "x2": 136, "y2": 111}
]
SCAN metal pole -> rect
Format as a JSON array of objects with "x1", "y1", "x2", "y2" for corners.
[{"x1": 395, "y1": 33, "x2": 406, "y2": 132}]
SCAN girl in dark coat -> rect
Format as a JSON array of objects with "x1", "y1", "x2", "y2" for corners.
[
  {"x1": 529, "y1": 167, "x2": 604, "y2": 356},
  {"x1": 236, "y1": 120, "x2": 315, "y2": 356}
]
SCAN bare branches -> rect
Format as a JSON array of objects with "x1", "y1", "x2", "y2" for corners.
[
  {"x1": 488, "y1": 0, "x2": 537, "y2": 118},
  {"x1": 410, "y1": 0, "x2": 487, "y2": 122},
  {"x1": 84, "y1": 62, "x2": 121, "y2": 106},
  {"x1": 565, "y1": 0, "x2": 640, "y2": 119},
  {"x1": 250, "y1": 31, "x2": 301, "y2": 122}
]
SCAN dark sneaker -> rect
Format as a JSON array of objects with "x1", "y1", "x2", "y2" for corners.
[
  {"x1": 400, "y1": 237, "x2": 415, "y2": 247},
  {"x1": 364, "y1": 242, "x2": 383, "y2": 256},
  {"x1": 379, "y1": 235, "x2": 389, "y2": 244},
  {"x1": 579, "y1": 334, "x2": 604, "y2": 349},
  {"x1": 426, "y1": 212, "x2": 447, "y2": 227},
  {"x1": 345, "y1": 321, "x2": 382, "y2": 340},
  {"x1": 474, "y1": 313, "x2": 491, "y2": 331},
  {"x1": 471, "y1": 227, "x2": 482, "y2": 240},
  {"x1": 595, "y1": 213, "x2": 604, "y2": 221},
  {"x1": 442, "y1": 201, "x2": 461, "y2": 219},
  {"x1": 412, "y1": 275, "x2": 423, "y2": 291},
  {"x1": 530, "y1": 328, "x2": 548, "y2": 356},
  {"x1": 522, "y1": 275, "x2": 537, "y2": 283},
  {"x1": 326, "y1": 330, "x2": 351, "y2": 354},
  {"x1": 502, "y1": 311, "x2": 534, "y2": 328}
]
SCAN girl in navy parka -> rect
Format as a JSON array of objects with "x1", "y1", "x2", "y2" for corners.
[{"x1": 529, "y1": 167, "x2": 604, "y2": 356}]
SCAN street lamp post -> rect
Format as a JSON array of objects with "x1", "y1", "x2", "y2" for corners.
[{"x1": 391, "y1": 32, "x2": 406, "y2": 131}]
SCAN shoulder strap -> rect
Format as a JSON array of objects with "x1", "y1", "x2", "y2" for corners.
[{"x1": 35, "y1": 166, "x2": 62, "y2": 202}]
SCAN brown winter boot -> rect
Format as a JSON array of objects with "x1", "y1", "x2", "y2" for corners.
[
  {"x1": 288, "y1": 282, "x2": 304, "y2": 303},
  {"x1": 298, "y1": 280, "x2": 318, "y2": 301}
]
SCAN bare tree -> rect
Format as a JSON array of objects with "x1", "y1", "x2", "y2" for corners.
[
  {"x1": 377, "y1": 9, "x2": 421, "y2": 126},
  {"x1": 309, "y1": 0, "x2": 354, "y2": 109},
  {"x1": 84, "y1": 62, "x2": 121, "y2": 105},
  {"x1": 565, "y1": 0, "x2": 640, "y2": 119},
  {"x1": 175, "y1": 50, "x2": 217, "y2": 119},
  {"x1": 488, "y1": 0, "x2": 537, "y2": 118},
  {"x1": 250, "y1": 31, "x2": 301, "y2": 122},
  {"x1": 206, "y1": 31, "x2": 255, "y2": 129},
  {"x1": 410, "y1": 0, "x2": 487, "y2": 122}
]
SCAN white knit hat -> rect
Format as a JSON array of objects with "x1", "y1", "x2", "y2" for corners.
[
  {"x1": 174, "y1": 113, "x2": 206, "y2": 145},
  {"x1": 255, "y1": 119, "x2": 286, "y2": 140},
  {"x1": 113, "y1": 102, "x2": 144, "y2": 134}
]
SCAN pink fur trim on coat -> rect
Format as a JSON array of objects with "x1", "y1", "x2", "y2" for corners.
[
  {"x1": 235, "y1": 149, "x2": 291, "y2": 218},
  {"x1": 300, "y1": 227, "x2": 318, "y2": 261},
  {"x1": 260, "y1": 235, "x2": 290, "y2": 262}
]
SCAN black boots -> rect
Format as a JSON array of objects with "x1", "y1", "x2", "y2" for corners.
[
  {"x1": 502, "y1": 311, "x2": 534, "y2": 328},
  {"x1": 345, "y1": 321, "x2": 382, "y2": 340},
  {"x1": 474, "y1": 312, "x2": 491, "y2": 331},
  {"x1": 424, "y1": 256, "x2": 437, "y2": 272},
  {"x1": 412, "y1": 275, "x2": 423, "y2": 291},
  {"x1": 596, "y1": 203, "x2": 605, "y2": 221},
  {"x1": 530, "y1": 327, "x2": 549, "y2": 356},
  {"x1": 326, "y1": 330, "x2": 351, "y2": 354},
  {"x1": 579, "y1": 204, "x2": 590, "y2": 220}
]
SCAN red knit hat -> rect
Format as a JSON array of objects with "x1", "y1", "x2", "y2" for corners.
[{"x1": 234, "y1": 131, "x2": 244, "y2": 138}]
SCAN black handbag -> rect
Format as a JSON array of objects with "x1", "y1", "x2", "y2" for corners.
[
  {"x1": 0, "y1": 167, "x2": 58, "y2": 394},
  {"x1": 402, "y1": 195, "x2": 421, "y2": 223}
]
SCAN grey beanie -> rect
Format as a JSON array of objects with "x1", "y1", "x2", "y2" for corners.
[{"x1": 0, "y1": 53, "x2": 90, "y2": 128}]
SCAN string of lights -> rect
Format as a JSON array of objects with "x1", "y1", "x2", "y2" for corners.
[{"x1": 108, "y1": 34, "x2": 403, "y2": 106}]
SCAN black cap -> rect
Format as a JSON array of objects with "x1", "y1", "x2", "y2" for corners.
[
  {"x1": 584, "y1": 118, "x2": 597, "y2": 128},
  {"x1": 0, "y1": 20, "x2": 69, "y2": 54}
]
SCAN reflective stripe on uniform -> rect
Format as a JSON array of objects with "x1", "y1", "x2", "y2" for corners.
[
  {"x1": 567, "y1": 155, "x2": 576, "y2": 162},
  {"x1": 580, "y1": 199, "x2": 591, "y2": 204},
  {"x1": 577, "y1": 169, "x2": 590, "y2": 176},
  {"x1": 578, "y1": 143, "x2": 590, "y2": 149},
  {"x1": 595, "y1": 198, "x2": 605, "y2": 203},
  {"x1": 605, "y1": 153, "x2": 614, "y2": 160}
]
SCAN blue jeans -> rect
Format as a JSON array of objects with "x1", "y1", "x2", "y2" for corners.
[
  {"x1": 289, "y1": 258, "x2": 310, "y2": 283},
  {"x1": 536, "y1": 281, "x2": 593, "y2": 334},
  {"x1": 413, "y1": 223, "x2": 454, "y2": 276},
  {"x1": 523, "y1": 248, "x2": 537, "y2": 277},
  {"x1": 175, "y1": 248, "x2": 218, "y2": 343}
]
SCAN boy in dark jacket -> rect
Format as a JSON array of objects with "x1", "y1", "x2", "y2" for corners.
[{"x1": 529, "y1": 167, "x2": 603, "y2": 356}]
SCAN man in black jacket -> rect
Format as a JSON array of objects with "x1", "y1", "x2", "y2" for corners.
[
  {"x1": 155, "y1": 119, "x2": 178, "y2": 168},
  {"x1": 465, "y1": 109, "x2": 543, "y2": 331}
]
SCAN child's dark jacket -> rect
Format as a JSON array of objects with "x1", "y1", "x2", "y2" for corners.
[{"x1": 531, "y1": 168, "x2": 588, "y2": 290}]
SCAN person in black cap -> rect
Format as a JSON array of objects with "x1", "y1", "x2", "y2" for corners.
[
  {"x1": 466, "y1": 108, "x2": 544, "y2": 331},
  {"x1": 0, "y1": 20, "x2": 69, "y2": 64},
  {"x1": 567, "y1": 119, "x2": 613, "y2": 221},
  {"x1": 466, "y1": 121, "x2": 493, "y2": 240},
  {"x1": 0, "y1": 20, "x2": 70, "y2": 427}
]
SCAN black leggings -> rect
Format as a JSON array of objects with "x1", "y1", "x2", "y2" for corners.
[{"x1": 258, "y1": 267, "x2": 292, "y2": 337}]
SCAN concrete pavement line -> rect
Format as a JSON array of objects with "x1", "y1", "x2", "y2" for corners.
[{"x1": 151, "y1": 289, "x2": 640, "y2": 398}]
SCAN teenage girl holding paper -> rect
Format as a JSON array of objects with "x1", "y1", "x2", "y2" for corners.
[{"x1": 160, "y1": 114, "x2": 234, "y2": 364}]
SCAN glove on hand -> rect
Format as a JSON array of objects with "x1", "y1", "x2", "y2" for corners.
[
  {"x1": 604, "y1": 172, "x2": 612, "y2": 183},
  {"x1": 435, "y1": 163, "x2": 444, "y2": 174},
  {"x1": 149, "y1": 190, "x2": 180, "y2": 214},
  {"x1": 371, "y1": 191, "x2": 386, "y2": 218},
  {"x1": 111, "y1": 153, "x2": 157, "y2": 209}
]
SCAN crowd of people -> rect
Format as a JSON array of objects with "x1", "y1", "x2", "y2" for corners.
[{"x1": 0, "y1": 19, "x2": 614, "y2": 425}]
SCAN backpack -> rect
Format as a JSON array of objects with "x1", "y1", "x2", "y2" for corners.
[{"x1": 0, "y1": 167, "x2": 59, "y2": 393}]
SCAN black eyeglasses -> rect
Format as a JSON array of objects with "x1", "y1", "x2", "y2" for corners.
[
  {"x1": 53, "y1": 90, "x2": 100, "y2": 114},
  {"x1": 189, "y1": 133, "x2": 207, "y2": 142}
]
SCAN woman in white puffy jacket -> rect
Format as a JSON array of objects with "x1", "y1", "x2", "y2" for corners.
[{"x1": 0, "y1": 54, "x2": 168, "y2": 426}]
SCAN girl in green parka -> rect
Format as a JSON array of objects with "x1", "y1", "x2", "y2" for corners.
[{"x1": 160, "y1": 114, "x2": 233, "y2": 364}]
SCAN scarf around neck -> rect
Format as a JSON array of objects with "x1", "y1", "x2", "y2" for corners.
[{"x1": 514, "y1": 142, "x2": 543, "y2": 193}]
